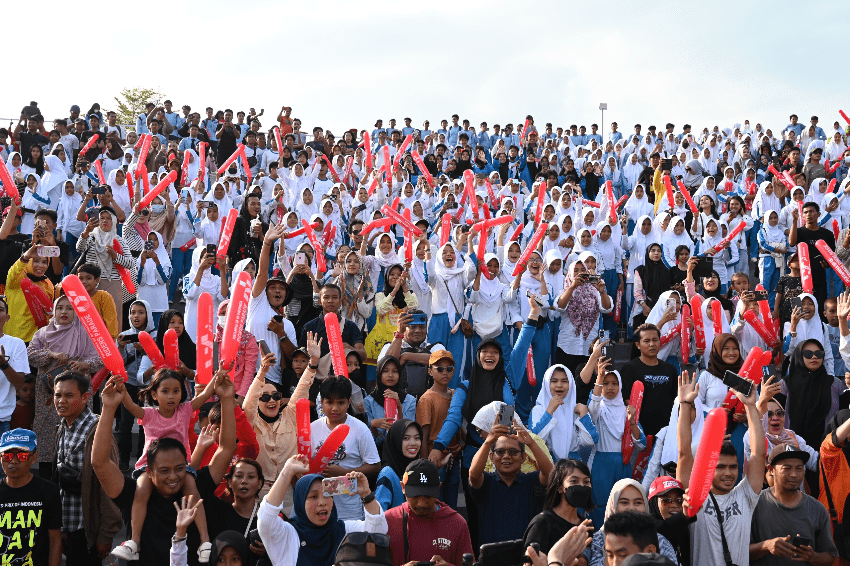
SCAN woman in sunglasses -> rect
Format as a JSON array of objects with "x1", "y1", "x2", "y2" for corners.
[
  {"x1": 781, "y1": 339, "x2": 845, "y2": 449},
  {"x1": 744, "y1": 395, "x2": 818, "y2": 477},
  {"x1": 257, "y1": 454, "x2": 387, "y2": 566}
]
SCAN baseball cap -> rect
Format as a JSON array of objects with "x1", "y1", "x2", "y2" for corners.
[
  {"x1": 2, "y1": 206, "x2": 22, "y2": 218},
  {"x1": 334, "y1": 532, "x2": 392, "y2": 566},
  {"x1": 264, "y1": 275, "x2": 293, "y2": 306},
  {"x1": 70, "y1": 105, "x2": 80, "y2": 112},
  {"x1": 401, "y1": 459, "x2": 440, "y2": 498},
  {"x1": 648, "y1": 476, "x2": 684, "y2": 500},
  {"x1": 768, "y1": 443, "x2": 810, "y2": 466},
  {"x1": 428, "y1": 350, "x2": 454, "y2": 366},
  {"x1": 0, "y1": 429, "x2": 37, "y2": 453},
  {"x1": 292, "y1": 347, "x2": 310, "y2": 359}
]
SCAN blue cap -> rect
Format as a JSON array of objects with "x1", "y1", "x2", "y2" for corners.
[
  {"x1": 0, "y1": 429, "x2": 37, "y2": 452},
  {"x1": 70, "y1": 105, "x2": 80, "y2": 112}
]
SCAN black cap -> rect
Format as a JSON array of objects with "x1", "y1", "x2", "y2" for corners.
[
  {"x1": 621, "y1": 553, "x2": 677, "y2": 566},
  {"x1": 401, "y1": 459, "x2": 440, "y2": 498},
  {"x1": 264, "y1": 275, "x2": 293, "y2": 307},
  {"x1": 768, "y1": 443, "x2": 810, "y2": 466},
  {"x1": 292, "y1": 347, "x2": 310, "y2": 359},
  {"x1": 334, "y1": 533, "x2": 392, "y2": 566}
]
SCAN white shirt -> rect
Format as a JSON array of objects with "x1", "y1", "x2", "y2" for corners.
[
  {"x1": 310, "y1": 415, "x2": 380, "y2": 520},
  {"x1": 246, "y1": 293, "x2": 297, "y2": 385},
  {"x1": 0, "y1": 334, "x2": 28, "y2": 421},
  {"x1": 556, "y1": 290, "x2": 612, "y2": 354}
]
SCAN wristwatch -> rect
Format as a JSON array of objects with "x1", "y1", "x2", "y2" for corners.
[
  {"x1": 393, "y1": 331, "x2": 403, "y2": 340},
  {"x1": 0, "y1": 361, "x2": 9, "y2": 371},
  {"x1": 361, "y1": 492, "x2": 375, "y2": 505},
  {"x1": 309, "y1": 363, "x2": 319, "y2": 370}
]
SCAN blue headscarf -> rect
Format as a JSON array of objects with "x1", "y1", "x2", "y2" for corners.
[{"x1": 291, "y1": 473, "x2": 347, "y2": 566}]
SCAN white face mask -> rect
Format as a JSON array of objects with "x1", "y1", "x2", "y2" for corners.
[{"x1": 845, "y1": 157, "x2": 850, "y2": 164}]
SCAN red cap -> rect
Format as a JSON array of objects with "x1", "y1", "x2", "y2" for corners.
[
  {"x1": 648, "y1": 476, "x2": 684, "y2": 500},
  {"x1": 1, "y1": 206, "x2": 22, "y2": 218}
]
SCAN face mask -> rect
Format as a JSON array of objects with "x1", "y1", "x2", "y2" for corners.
[
  {"x1": 845, "y1": 157, "x2": 850, "y2": 164},
  {"x1": 349, "y1": 368, "x2": 364, "y2": 389},
  {"x1": 151, "y1": 204, "x2": 165, "y2": 214},
  {"x1": 564, "y1": 484, "x2": 593, "y2": 509},
  {"x1": 218, "y1": 315, "x2": 226, "y2": 328}
]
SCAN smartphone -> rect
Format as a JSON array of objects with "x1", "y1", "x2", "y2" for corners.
[
  {"x1": 661, "y1": 158, "x2": 673, "y2": 171},
  {"x1": 754, "y1": 289, "x2": 768, "y2": 301},
  {"x1": 587, "y1": 274, "x2": 601, "y2": 284},
  {"x1": 144, "y1": 241, "x2": 155, "y2": 251},
  {"x1": 722, "y1": 370, "x2": 753, "y2": 397},
  {"x1": 498, "y1": 403, "x2": 515, "y2": 428},
  {"x1": 258, "y1": 339, "x2": 271, "y2": 356},
  {"x1": 791, "y1": 296, "x2": 803, "y2": 311},
  {"x1": 120, "y1": 334, "x2": 140, "y2": 343},
  {"x1": 294, "y1": 251, "x2": 308, "y2": 265},
  {"x1": 410, "y1": 312, "x2": 428, "y2": 326},
  {"x1": 692, "y1": 255, "x2": 714, "y2": 279},
  {"x1": 791, "y1": 536, "x2": 812, "y2": 548},
  {"x1": 272, "y1": 314, "x2": 284, "y2": 324},
  {"x1": 762, "y1": 366, "x2": 770, "y2": 379},
  {"x1": 526, "y1": 289, "x2": 544, "y2": 306},
  {"x1": 247, "y1": 529, "x2": 262, "y2": 547},
  {"x1": 206, "y1": 244, "x2": 217, "y2": 256},
  {"x1": 598, "y1": 329, "x2": 610, "y2": 357},
  {"x1": 322, "y1": 476, "x2": 357, "y2": 497},
  {"x1": 181, "y1": 189, "x2": 190, "y2": 200},
  {"x1": 37, "y1": 246, "x2": 60, "y2": 257},
  {"x1": 91, "y1": 186, "x2": 107, "y2": 195},
  {"x1": 199, "y1": 201, "x2": 210, "y2": 209},
  {"x1": 666, "y1": 298, "x2": 677, "y2": 312}
]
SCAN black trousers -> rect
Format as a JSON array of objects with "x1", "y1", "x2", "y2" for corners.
[{"x1": 63, "y1": 529, "x2": 100, "y2": 566}]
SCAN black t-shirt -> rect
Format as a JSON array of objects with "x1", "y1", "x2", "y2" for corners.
[
  {"x1": 299, "y1": 315, "x2": 364, "y2": 357},
  {"x1": 204, "y1": 489, "x2": 257, "y2": 542},
  {"x1": 0, "y1": 234, "x2": 30, "y2": 286},
  {"x1": 523, "y1": 509, "x2": 580, "y2": 554},
  {"x1": 795, "y1": 226, "x2": 835, "y2": 279},
  {"x1": 216, "y1": 124, "x2": 238, "y2": 162},
  {"x1": 0, "y1": 475, "x2": 62, "y2": 566},
  {"x1": 17, "y1": 132, "x2": 48, "y2": 157},
  {"x1": 112, "y1": 467, "x2": 217, "y2": 566},
  {"x1": 619, "y1": 357, "x2": 678, "y2": 437}
]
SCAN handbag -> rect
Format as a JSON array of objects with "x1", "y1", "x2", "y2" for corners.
[
  {"x1": 821, "y1": 461, "x2": 850, "y2": 559},
  {"x1": 473, "y1": 308, "x2": 503, "y2": 340},
  {"x1": 443, "y1": 280, "x2": 473, "y2": 338}
]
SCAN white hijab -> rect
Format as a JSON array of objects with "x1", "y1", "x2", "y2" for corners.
[
  {"x1": 531, "y1": 364, "x2": 577, "y2": 460},
  {"x1": 137, "y1": 230, "x2": 172, "y2": 285}
]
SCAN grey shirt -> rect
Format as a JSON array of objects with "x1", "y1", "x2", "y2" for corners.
[{"x1": 750, "y1": 488, "x2": 837, "y2": 566}]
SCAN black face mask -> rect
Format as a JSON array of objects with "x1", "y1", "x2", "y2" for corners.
[
  {"x1": 349, "y1": 368, "x2": 365, "y2": 390},
  {"x1": 564, "y1": 485, "x2": 593, "y2": 509}
]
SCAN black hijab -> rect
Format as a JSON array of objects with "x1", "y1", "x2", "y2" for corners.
[
  {"x1": 462, "y1": 339, "x2": 507, "y2": 423},
  {"x1": 635, "y1": 244, "x2": 670, "y2": 307},
  {"x1": 701, "y1": 270, "x2": 734, "y2": 314},
  {"x1": 785, "y1": 339, "x2": 834, "y2": 447},
  {"x1": 210, "y1": 531, "x2": 249, "y2": 565},
  {"x1": 382, "y1": 419, "x2": 423, "y2": 479},
  {"x1": 371, "y1": 356, "x2": 406, "y2": 407},
  {"x1": 387, "y1": 264, "x2": 407, "y2": 309},
  {"x1": 155, "y1": 310, "x2": 196, "y2": 370}
]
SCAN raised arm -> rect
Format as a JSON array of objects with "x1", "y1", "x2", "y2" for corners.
[
  {"x1": 206, "y1": 367, "x2": 238, "y2": 484},
  {"x1": 92, "y1": 376, "x2": 129, "y2": 499},
  {"x1": 676, "y1": 371, "x2": 699, "y2": 489},
  {"x1": 254, "y1": 224, "x2": 285, "y2": 298}
]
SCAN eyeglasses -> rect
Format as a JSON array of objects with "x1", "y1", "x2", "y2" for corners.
[
  {"x1": 432, "y1": 366, "x2": 455, "y2": 373},
  {"x1": 491, "y1": 448, "x2": 522, "y2": 457},
  {"x1": 259, "y1": 392, "x2": 283, "y2": 402},
  {"x1": 767, "y1": 409, "x2": 786, "y2": 419},
  {"x1": 350, "y1": 230, "x2": 361, "y2": 235},
  {"x1": 802, "y1": 350, "x2": 824, "y2": 360},
  {"x1": 343, "y1": 532, "x2": 391, "y2": 547},
  {"x1": 1, "y1": 452, "x2": 31, "y2": 462},
  {"x1": 659, "y1": 496, "x2": 684, "y2": 505}
]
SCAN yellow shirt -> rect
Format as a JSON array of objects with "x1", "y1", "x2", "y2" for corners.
[
  {"x1": 91, "y1": 290, "x2": 119, "y2": 339},
  {"x1": 5, "y1": 260, "x2": 55, "y2": 343}
]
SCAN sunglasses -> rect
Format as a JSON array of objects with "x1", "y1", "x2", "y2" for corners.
[
  {"x1": 767, "y1": 409, "x2": 786, "y2": 419},
  {"x1": 432, "y1": 366, "x2": 455, "y2": 373},
  {"x1": 659, "y1": 496, "x2": 684, "y2": 505},
  {"x1": 2, "y1": 452, "x2": 32, "y2": 462},
  {"x1": 343, "y1": 532, "x2": 391, "y2": 547},
  {"x1": 259, "y1": 392, "x2": 283, "y2": 402},
  {"x1": 802, "y1": 350, "x2": 824, "y2": 360},
  {"x1": 491, "y1": 448, "x2": 522, "y2": 457}
]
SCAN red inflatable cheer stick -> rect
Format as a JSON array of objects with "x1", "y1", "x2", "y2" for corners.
[
  {"x1": 680, "y1": 304, "x2": 691, "y2": 361},
  {"x1": 816, "y1": 239, "x2": 850, "y2": 286},
  {"x1": 711, "y1": 299, "x2": 723, "y2": 336},
  {"x1": 164, "y1": 328, "x2": 180, "y2": 370},
  {"x1": 111, "y1": 240, "x2": 136, "y2": 295},
  {"x1": 485, "y1": 178, "x2": 499, "y2": 207},
  {"x1": 476, "y1": 228, "x2": 490, "y2": 279},
  {"x1": 393, "y1": 135, "x2": 413, "y2": 167},
  {"x1": 363, "y1": 131, "x2": 372, "y2": 171},
  {"x1": 713, "y1": 221, "x2": 745, "y2": 251},
  {"x1": 325, "y1": 312, "x2": 349, "y2": 378},
  {"x1": 126, "y1": 172, "x2": 134, "y2": 202},
  {"x1": 380, "y1": 205, "x2": 424, "y2": 237},
  {"x1": 767, "y1": 164, "x2": 793, "y2": 189},
  {"x1": 411, "y1": 150, "x2": 435, "y2": 188},
  {"x1": 138, "y1": 331, "x2": 167, "y2": 369},
  {"x1": 62, "y1": 275, "x2": 128, "y2": 381},
  {"x1": 140, "y1": 166, "x2": 151, "y2": 196},
  {"x1": 534, "y1": 183, "x2": 546, "y2": 225},
  {"x1": 285, "y1": 221, "x2": 321, "y2": 239},
  {"x1": 659, "y1": 326, "x2": 681, "y2": 347},
  {"x1": 676, "y1": 180, "x2": 699, "y2": 215},
  {"x1": 360, "y1": 218, "x2": 393, "y2": 236},
  {"x1": 274, "y1": 128, "x2": 284, "y2": 159},
  {"x1": 440, "y1": 213, "x2": 452, "y2": 247},
  {"x1": 0, "y1": 160, "x2": 21, "y2": 205},
  {"x1": 135, "y1": 135, "x2": 151, "y2": 180},
  {"x1": 309, "y1": 424, "x2": 350, "y2": 474},
  {"x1": 80, "y1": 133, "x2": 100, "y2": 157},
  {"x1": 220, "y1": 271, "x2": 252, "y2": 371},
  {"x1": 840, "y1": 110, "x2": 850, "y2": 126},
  {"x1": 738, "y1": 346, "x2": 764, "y2": 381},
  {"x1": 689, "y1": 295, "x2": 706, "y2": 350},
  {"x1": 797, "y1": 242, "x2": 813, "y2": 293},
  {"x1": 581, "y1": 199, "x2": 601, "y2": 208},
  {"x1": 755, "y1": 284, "x2": 774, "y2": 331},
  {"x1": 216, "y1": 144, "x2": 245, "y2": 176},
  {"x1": 512, "y1": 223, "x2": 548, "y2": 276},
  {"x1": 828, "y1": 179, "x2": 839, "y2": 194},
  {"x1": 196, "y1": 292, "x2": 214, "y2": 386},
  {"x1": 613, "y1": 194, "x2": 629, "y2": 214},
  {"x1": 404, "y1": 230, "x2": 414, "y2": 264},
  {"x1": 217, "y1": 208, "x2": 239, "y2": 260},
  {"x1": 238, "y1": 149, "x2": 252, "y2": 185},
  {"x1": 93, "y1": 159, "x2": 106, "y2": 185},
  {"x1": 382, "y1": 145, "x2": 392, "y2": 180},
  {"x1": 614, "y1": 288, "x2": 623, "y2": 323},
  {"x1": 384, "y1": 397, "x2": 398, "y2": 424},
  {"x1": 509, "y1": 222, "x2": 524, "y2": 243},
  {"x1": 686, "y1": 408, "x2": 728, "y2": 517},
  {"x1": 526, "y1": 346, "x2": 536, "y2": 386},
  {"x1": 138, "y1": 171, "x2": 177, "y2": 209},
  {"x1": 91, "y1": 367, "x2": 110, "y2": 393},
  {"x1": 296, "y1": 398, "x2": 312, "y2": 457},
  {"x1": 180, "y1": 150, "x2": 191, "y2": 186},
  {"x1": 197, "y1": 142, "x2": 207, "y2": 183},
  {"x1": 605, "y1": 181, "x2": 617, "y2": 223},
  {"x1": 663, "y1": 175, "x2": 675, "y2": 209},
  {"x1": 622, "y1": 382, "x2": 644, "y2": 464},
  {"x1": 322, "y1": 155, "x2": 341, "y2": 183},
  {"x1": 20, "y1": 278, "x2": 51, "y2": 328},
  {"x1": 302, "y1": 220, "x2": 327, "y2": 272},
  {"x1": 742, "y1": 310, "x2": 778, "y2": 349}
]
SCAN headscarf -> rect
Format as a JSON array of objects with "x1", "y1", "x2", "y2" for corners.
[
  {"x1": 154, "y1": 310, "x2": 196, "y2": 370},
  {"x1": 147, "y1": 195, "x2": 176, "y2": 244},
  {"x1": 598, "y1": 369, "x2": 626, "y2": 440},
  {"x1": 188, "y1": 247, "x2": 220, "y2": 295},
  {"x1": 761, "y1": 398, "x2": 796, "y2": 447},
  {"x1": 660, "y1": 397, "x2": 706, "y2": 467},
  {"x1": 707, "y1": 333, "x2": 743, "y2": 378},
  {"x1": 209, "y1": 531, "x2": 248, "y2": 566},
  {"x1": 785, "y1": 339, "x2": 834, "y2": 447},
  {"x1": 682, "y1": 159, "x2": 704, "y2": 189},
  {"x1": 791, "y1": 293, "x2": 825, "y2": 347},
  {"x1": 661, "y1": 217, "x2": 694, "y2": 256},
  {"x1": 604, "y1": 479, "x2": 648, "y2": 522},
  {"x1": 565, "y1": 260, "x2": 599, "y2": 339},
  {"x1": 208, "y1": 182, "x2": 234, "y2": 216},
  {"x1": 374, "y1": 233, "x2": 400, "y2": 269},
  {"x1": 625, "y1": 185, "x2": 653, "y2": 221},
  {"x1": 40, "y1": 296, "x2": 98, "y2": 360},
  {"x1": 531, "y1": 364, "x2": 577, "y2": 460},
  {"x1": 335, "y1": 251, "x2": 374, "y2": 311},
  {"x1": 462, "y1": 338, "x2": 507, "y2": 423},
  {"x1": 231, "y1": 258, "x2": 254, "y2": 283},
  {"x1": 477, "y1": 253, "x2": 504, "y2": 302},
  {"x1": 382, "y1": 419, "x2": 423, "y2": 479},
  {"x1": 126, "y1": 299, "x2": 155, "y2": 334},
  {"x1": 634, "y1": 244, "x2": 669, "y2": 308},
  {"x1": 371, "y1": 356, "x2": 406, "y2": 408},
  {"x1": 137, "y1": 231, "x2": 172, "y2": 286},
  {"x1": 593, "y1": 221, "x2": 618, "y2": 272},
  {"x1": 41, "y1": 154, "x2": 69, "y2": 206},
  {"x1": 89, "y1": 209, "x2": 119, "y2": 275},
  {"x1": 646, "y1": 290, "x2": 682, "y2": 360},
  {"x1": 290, "y1": 474, "x2": 347, "y2": 566}
]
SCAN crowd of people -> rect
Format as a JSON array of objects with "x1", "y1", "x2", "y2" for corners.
[{"x1": 0, "y1": 100, "x2": 849, "y2": 566}]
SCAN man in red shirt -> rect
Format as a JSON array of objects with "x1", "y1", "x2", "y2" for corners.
[{"x1": 385, "y1": 459, "x2": 473, "y2": 566}]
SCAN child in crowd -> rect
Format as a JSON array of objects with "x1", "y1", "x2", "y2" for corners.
[{"x1": 9, "y1": 376, "x2": 34, "y2": 430}]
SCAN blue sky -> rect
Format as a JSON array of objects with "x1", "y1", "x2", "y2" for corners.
[{"x1": 4, "y1": 0, "x2": 846, "y2": 137}]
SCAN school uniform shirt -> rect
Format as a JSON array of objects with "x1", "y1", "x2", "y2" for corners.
[
  {"x1": 690, "y1": 480, "x2": 760, "y2": 566},
  {"x1": 310, "y1": 415, "x2": 380, "y2": 520}
]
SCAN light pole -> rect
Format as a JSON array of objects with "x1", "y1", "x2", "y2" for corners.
[{"x1": 599, "y1": 103, "x2": 607, "y2": 137}]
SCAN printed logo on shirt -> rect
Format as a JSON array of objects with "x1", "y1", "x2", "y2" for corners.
[
  {"x1": 315, "y1": 439, "x2": 346, "y2": 466},
  {"x1": 703, "y1": 500, "x2": 742, "y2": 521},
  {"x1": 434, "y1": 538, "x2": 452, "y2": 551},
  {"x1": 643, "y1": 374, "x2": 671, "y2": 386},
  {"x1": 0, "y1": 503, "x2": 44, "y2": 565}
]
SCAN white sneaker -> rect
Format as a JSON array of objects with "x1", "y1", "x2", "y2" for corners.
[
  {"x1": 198, "y1": 542, "x2": 212, "y2": 563},
  {"x1": 111, "y1": 540, "x2": 139, "y2": 561}
]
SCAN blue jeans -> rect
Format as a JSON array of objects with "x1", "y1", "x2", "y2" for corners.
[
  {"x1": 439, "y1": 455, "x2": 461, "y2": 510},
  {"x1": 168, "y1": 246, "x2": 195, "y2": 301}
]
